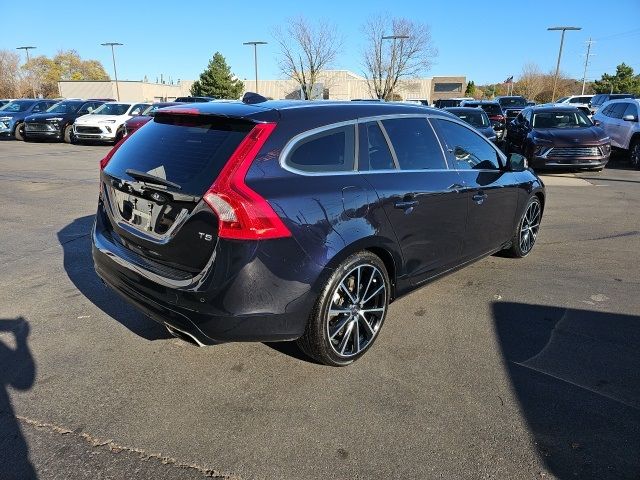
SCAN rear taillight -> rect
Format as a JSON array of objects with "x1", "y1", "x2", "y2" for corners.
[
  {"x1": 490, "y1": 114, "x2": 505, "y2": 121},
  {"x1": 203, "y1": 122, "x2": 291, "y2": 240},
  {"x1": 99, "y1": 136, "x2": 127, "y2": 170}
]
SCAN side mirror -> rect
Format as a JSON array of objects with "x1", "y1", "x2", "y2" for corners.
[
  {"x1": 623, "y1": 114, "x2": 638, "y2": 122},
  {"x1": 507, "y1": 153, "x2": 527, "y2": 172}
]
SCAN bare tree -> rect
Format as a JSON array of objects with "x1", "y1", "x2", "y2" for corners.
[
  {"x1": 0, "y1": 50, "x2": 24, "y2": 97},
  {"x1": 513, "y1": 63, "x2": 546, "y2": 102},
  {"x1": 362, "y1": 15, "x2": 437, "y2": 100},
  {"x1": 273, "y1": 17, "x2": 342, "y2": 100}
]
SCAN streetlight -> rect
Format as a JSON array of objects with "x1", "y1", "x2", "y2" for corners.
[
  {"x1": 243, "y1": 41, "x2": 267, "y2": 95},
  {"x1": 381, "y1": 35, "x2": 410, "y2": 100},
  {"x1": 16, "y1": 46, "x2": 37, "y2": 97},
  {"x1": 547, "y1": 26, "x2": 581, "y2": 101},
  {"x1": 101, "y1": 42, "x2": 123, "y2": 101}
]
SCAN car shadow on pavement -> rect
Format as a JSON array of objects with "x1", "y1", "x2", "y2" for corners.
[
  {"x1": 58, "y1": 215, "x2": 172, "y2": 342},
  {"x1": 492, "y1": 302, "x2": 640, "y2": 479},
  {"x1": 0, "y1": 317, "x2": 38, "y2": 480}
]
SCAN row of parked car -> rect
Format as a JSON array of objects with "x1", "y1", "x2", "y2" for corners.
[
  {"x1": 432, "y1": 94, "x2": 639, "y2": 170},
  {"x1": 0, "y1": 96, "x2": 213, "y2": 144}
]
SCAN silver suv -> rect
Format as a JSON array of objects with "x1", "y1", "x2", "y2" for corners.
[{"x1": 593, "y1": 99, "x2": 640, "y2": 168}]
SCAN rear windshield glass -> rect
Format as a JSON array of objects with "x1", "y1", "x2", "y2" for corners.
[
  {"x1": 498, "y1": 97, "x2": 527, "y2": 108},
  {"x1": 450, "y1": 110, "x2": 489, "y2": 127},
  {"x1": 103, "y1": 115, "x2": 252, "y2": 195},
  {"x1": 532, "y1": 111, "x2": 592, "y2": 128},
  {"x1": 478, "y1": 104, "x2": 502, "y2": 115}
]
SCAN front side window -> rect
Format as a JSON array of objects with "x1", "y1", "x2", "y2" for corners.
[
  {"x1": 623, "y1": 103, "x2": 638, "y2": 118},
  {"x1": 432, "y1": 119, "x2": 501, "y2": 170},
  {"x1": 381, "y1": 118, "x2": 447, "y2": 170},
  {"x1": 286, "y1": 125, "x2": 355, "y2": 173},
  {"x1": 91, "y1": 103, "x2": 131, "y2": 116}
]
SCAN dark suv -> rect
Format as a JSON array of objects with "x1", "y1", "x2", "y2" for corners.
[
  {"x1": 495, "y1": 96, "x2": 528, "y2": 122},
  {"x1": 93, "y1": 97, "x2": 544, "y2": 366},
  {"x1": 24, "y1": 99, "x2": 105, "y2": 143}
]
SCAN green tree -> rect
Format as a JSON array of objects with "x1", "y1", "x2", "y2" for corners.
[
  {"x1": 592, "y1": 63, "x2": 640, "y2": 95},
  {"x1": 22, "y1": 50, "x2": 109, "y2": 97},
  {"x1": 464, "y1": 80, "x2": 476, "y2": 97},
  {"x1": 191, "y1": 52, "x2": 244, "y2": 99}
]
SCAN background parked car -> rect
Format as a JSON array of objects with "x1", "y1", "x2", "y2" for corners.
[
  {"x1": 94, "y1": 99, "x2": 543, "y2": 366},
  {"x1": 495, "y1": 96, "x2": 528, "y2": 123},
  {"x1": 434, "y1": 97, "x2": 473, "y2": 108},
  {"x1": 445, "y1": 107, "x2": 497, "y2": 142},
  {"x1": 174, "y1": 96, "x2": 217, "y2": 102},
  {"x1": 506, "y1": 105, "x2": 610, "y2": 171},
  {"x1": 555, "y1": 95, "x2": 594, "y2": 109},
  {"x1": 24, "y1": 100, "x2": 106, "y2": 143},
  {"x1": 73, "y1": 102, "x2": 149, "y2": 144},
  {"x1": 0, "y1": 99, "x2": 58, "y2": 140},
  {"x1": 461, "y1": 100, "x2": 506, "y2": 140},
  {"x1": 589, "y1": 93, "x2": 634, "y2": 115},
  {"x1": 593, "y1": 98, "x2": 640, "y2": 168},
  {"x1": 0, "y1": 99, "x2": 13, "y2": 108},
  {"x1": 123, "y1": 102, "x2": 184, "y2": 137}
]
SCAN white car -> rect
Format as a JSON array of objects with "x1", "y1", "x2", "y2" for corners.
[
  {"x1": 555, "y1": 95, "x2": 594, "y2": 109},
  {"x1": 73, "y1": 102, "x2": 149, "y2": 143},
  {"x1": 593, "y1": 99, "x2": 640, "y2": 168}
]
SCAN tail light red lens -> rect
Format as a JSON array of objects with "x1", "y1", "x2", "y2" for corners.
[{"x1": 203, "y1": 122, "x2": 291, "y2": 240}]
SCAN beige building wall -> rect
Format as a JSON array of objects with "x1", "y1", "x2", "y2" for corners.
[
  {"x1": 58, "y1": 80, "x2": 194, "y2": 102},
  {"x1": 242, "y1": 70, "x2": 465, "y2": 103}
]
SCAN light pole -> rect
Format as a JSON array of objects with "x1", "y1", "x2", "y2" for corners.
[
  {"x1": 547, "y1": 26, "x2": 581, "y2": 101},
  {"x1": 243, "y1": 41, "x2": 267, "y2": 95},
  {"x1": 16, "y1": 46, "x2": 37, "y2": 97},
  {"x1": 101, "y1": 42, "x2": 123, "y2": 100},
  {"x1": 381, "y1": 35, "x2": 409, "y2": 100}
]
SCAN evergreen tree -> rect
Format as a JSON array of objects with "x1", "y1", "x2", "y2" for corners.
[
  {"x1": 191, "y1": 52, "x2": 244, "y2": 99},
  {"x1": 465, "y1": 80, "x2": 476, "y2": 97},
  {"x1": 592, "y1": 63, "x2": 640, "y2": 95}
]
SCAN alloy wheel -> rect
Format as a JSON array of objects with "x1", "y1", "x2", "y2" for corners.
[
  {"x1": 326, "y1": 264, "x2": 387, "y2": 358},
  {"x1": 631, "y1": 142, "x2": 640, "y2": 168},
  {"x1": 520, "y1": 200, "x2": 541, "y2": 255}
]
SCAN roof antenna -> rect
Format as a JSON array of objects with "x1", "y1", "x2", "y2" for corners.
[{"x1": 242, "y1": 92, "x2": 268, "y2": 104}]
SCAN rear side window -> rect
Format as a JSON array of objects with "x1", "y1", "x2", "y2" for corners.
[
  {"x1": 381, "y1": 118, "x2": 446, "y2": 170},
  {"x1": 432, "y1": 119, "x2": 501, "y2": 170},
  {"x1": 609, "y1": 103, "x2": 628, "y2": 119},
  {"x1": 104, "y1": 115, "x2": 252, "y2": 195},
  {"x1": 286, "y1": 125, "x2": 355, "y2": 173}
]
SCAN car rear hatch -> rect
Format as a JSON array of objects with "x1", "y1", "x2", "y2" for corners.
[{"x1": 97, "y1": 106, "x2": 285, "y2": 280}]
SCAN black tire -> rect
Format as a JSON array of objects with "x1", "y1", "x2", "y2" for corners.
[
  {"x1": 296, "y1": 251, "x2": 390, "y2": 366},
  {"x1": 630, "y1": 138, "x2": 640, "y2": 170},
  {"x1": 63, "y1": 124, "x2": 74, "y2": 144},
  {"x1": 14, "y1": 122, "x2": 25, "y2": 141},
  {"x1": 505, "y1": 196, "x2": 542, "y2": 258},
  {"x1": 114, "y1": 128, "x2": 124, "y2": 144}
]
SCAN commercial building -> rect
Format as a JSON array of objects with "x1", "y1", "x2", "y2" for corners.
[
  {"x1": 58, "y1": 71, "x2": 465, "y2": 104},
  {"x1": 57, "y1": 80, "x2": 194, "y2": 102}
]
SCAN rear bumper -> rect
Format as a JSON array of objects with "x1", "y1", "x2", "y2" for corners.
[{"x1": 92, "y1": 210, "x2": 320, "y2": 343}]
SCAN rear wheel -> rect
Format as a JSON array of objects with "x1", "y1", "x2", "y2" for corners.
[
  {"x1": 506, "y1": 196, "x2": 542, "y2": 258},
  {"x1": 630, "y1": 138, "x2": 640, "y2": 169},
  {"x1": 297, "y1": 252, "x2": 390, "y2": 366},
  {"x1": 114, "y1": 128, "x2": 124, "y2": 144},
  {"x1": 14, "y1": 122, "x2": 25, "y2": 141}
]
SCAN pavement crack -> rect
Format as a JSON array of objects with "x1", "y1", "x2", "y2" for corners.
[{"x1": 16, "y1": 415, "x2": 239, "y2": 479}]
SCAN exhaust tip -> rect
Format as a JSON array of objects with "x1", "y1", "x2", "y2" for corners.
[{"x1": 165, "y1": 324, "x2": 205, "y2": 347}]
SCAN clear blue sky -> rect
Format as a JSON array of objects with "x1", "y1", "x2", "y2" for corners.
[{"x1": 5, "y1": 0, "x2": 640, "y2": 85}]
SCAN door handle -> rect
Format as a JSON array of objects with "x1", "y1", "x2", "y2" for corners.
[
  {"x1": 394, "y1": 200, "x2": 419, "y2": 210},
  {"x1": 472, "y1": 193, "x2": 488, "y2": 205}
]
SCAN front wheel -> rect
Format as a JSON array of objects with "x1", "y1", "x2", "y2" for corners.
[
  {"x1": 14, "y1": 122, "x2": 25, "y2": 141},
  {"x1": 630, "y1": 138, "x2": 640, "y2": 169},
  {"x1": 297, "y1": 252, "x2": 390, "y2": 366},
  {"x1": 63, "y1": 124, "x2": 74, "y2": 143},
  {"x1": 505, "y1": 196, "x2": 542, "y2": 258}
]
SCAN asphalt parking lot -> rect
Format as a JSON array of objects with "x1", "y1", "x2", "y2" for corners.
[{"x1": 0, "y1": 140, "x2": 639, "y2": 480}]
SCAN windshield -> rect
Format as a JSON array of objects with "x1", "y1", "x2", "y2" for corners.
[
  {"x1": 498, "y1": 97, "x2": 527, "y2": 108},
  {"x1": 556, "y1": 97, "x2": 569, "y2": 103},
  {"x1": 91, "y1": 103, "x2": 131, "y2": 116},
  {"x1": 0, "y1": 101, "x2": 32, "y2": 112},
  {"x1": 452, "y1": 110, "x2": 489, "y2": 127},
  {"x1": 532, "y1": 111, "x2": 593, "y2": 128},
  {"x1": 46, "y1": 102, "x2": 82, "y2": 114}
]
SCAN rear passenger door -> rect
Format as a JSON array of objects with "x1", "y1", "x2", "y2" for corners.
[
  {"x1": 431, "y1": 118, "x2": 517, "y2": 260},
  {"x1": 358, "y1": 117, "x2": 468, "y2": 284}
]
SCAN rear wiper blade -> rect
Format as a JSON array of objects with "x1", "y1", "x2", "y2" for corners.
[{"x1": 125, "y1": 169, "x2": 182, "y2": 190}]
